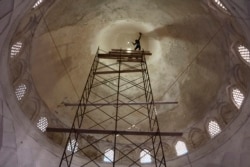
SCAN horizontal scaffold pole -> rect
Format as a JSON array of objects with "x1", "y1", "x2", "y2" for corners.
[
  {"x1": 63, "y1": 101, "x2": 178, "y2": 106},
  {"x1": 117, "y1": 59, "x2": 142, "y2": 63},
  {"x1": 94, "y1": 69, "x2": 145, "y2": 74},
  {"x1": 46, "y1": 128, "x2": 183, "y2": 136}
]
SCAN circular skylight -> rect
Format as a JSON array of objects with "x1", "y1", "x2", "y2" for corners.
[
  {"x1": 15, "y1": 84, "x2": 27, "y2": 101},
  {"x1": 67, "y1": 139, "x2": 78, "y2": 153},
  {"x1": 37, "y1": 117, "x2": 48, "y2": 132},
  {"x1": 238, "y1": 45, "x2": 250, "y2": 64},
  {"x1": 232, "y1": 88, "x2": 244, "y2": 109},
  {"x1": 104, "y1": 149, "x2": 114, "y2": 162},
  {"x1": 208, "y1": 120, "x2": 221, "y2": 138},
  {"x1": 10, "y1": 41, "x2": 22, "y2": 58},
  {"x1": 214, "y1": 0, "x2": 228, "y2": 11},
  {"x1": 175, "y1": 141, "x2": 188, "y2": 156},
  {"x1": 33, "y1": 0, "x2": 43, "y2": 9},
  {"x1": 140, "y1": 149, "x2": 152, "y2": 163}
]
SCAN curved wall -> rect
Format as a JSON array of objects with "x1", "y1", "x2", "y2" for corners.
[
  {"x1": 0, "y1": 0, "x2": 250, "y2": 167},
  {"x1": 0, "y1": 0, "x2": 63, "y2": 167}
]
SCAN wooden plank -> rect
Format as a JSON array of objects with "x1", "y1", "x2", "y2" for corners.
[
  {"x1": 97, "y1": 49, "x2": 151, "y2": 60},
  {"x1": 46, "y1": 128, "x2": 183, "y2": 136},
  {"x1": 109, "y1": 52, "x2": 152, "y2": 56},
  {"x1": 98, "y1": 53, "x2": 150, "y2": 58},
  {"x1": 98, "y1": 54, "x2": 134, "y2": 58},
  {"x1": 111, "y1": 49, "x2": 151, "y2": 54},
  {"x1": 94, "y1": 69, "x2": 145, "y2": 74}
]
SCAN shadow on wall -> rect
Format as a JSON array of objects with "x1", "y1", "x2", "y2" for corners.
[
  {"x1": 206, "y1": 164, "x2": 220, "y2": 167},
  {"x1": 0, "y1": 0, "x2": 14, "y2": 34},
  {"x1": 144, "y1": 17, "x2": 215, "y2": 43},
  {"x1": 0, "y1": 99, "x2": 2, "y2": 148},
  {"x1": 222, "y1": 152, "x2": 238, "y2": 167},
  {"x1": 240, "y1": 137, "x2": 250, "y2": 167},
  {"x1": 205, "y1": 138, "x2": 250, "y2": 167}
]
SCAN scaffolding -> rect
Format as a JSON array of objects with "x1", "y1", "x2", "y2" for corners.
[{"x1": 47, "y1": 48, "x2": 181, "y2": 167}]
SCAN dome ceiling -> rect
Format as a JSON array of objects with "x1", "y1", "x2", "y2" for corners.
[
  {"x1": 3, "y1": 0, "x2": 250, "y2": 165},
  {"x1": 30, "y1": 0, "x2": 230, "y2": 132}
]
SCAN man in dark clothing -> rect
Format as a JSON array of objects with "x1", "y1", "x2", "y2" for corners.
[{"x1": 132, "y1": 32, "x2": 142, "y2": 50}]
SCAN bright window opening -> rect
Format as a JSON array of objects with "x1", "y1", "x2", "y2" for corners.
[
  {"x1": 238, "y1": 45, "x2": 250, "y2": 64},
  {"x1": 214, "y1": 0, "x2": 228, "y2": 11},
  {"x1": 104, "y1": 149, "x2": 114, "y2": 163},
  {"x1": 10, "y1": 41, "x2": 22, "y2": 58},
  {"x1": 33, "y1": 0, "x2": 43, "y2": 8},
  {"x1": 175, "y1": 141, "x2": 188, "y2": 156},
  {"x1": 208, "y1": 120, "x2": 221, "y2": 138},
  {"x1": 15, "y1": 84, "x2": 27, "y2": 101},
  {"x1": 232, "y1": 88, "x2": 244, "y2": 109},
  {"x1": 67, "y1": 139, "x2": 78, "y2": 153},
  {"x1": 140, "y1": 149, "x2": 152, "y2": 164},
  {"x1": 37, "y1": 117, "x2": 48, "y2": 132}
]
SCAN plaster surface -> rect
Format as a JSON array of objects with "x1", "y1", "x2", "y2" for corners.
[
  {"x1": 1, "y1": 0, "x2": 250, "y2": 166},
  {"x1": 31, "y1": 0, "x2": 230, "y2": 132}
]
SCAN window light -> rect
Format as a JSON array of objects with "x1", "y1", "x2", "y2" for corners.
[
  {"x1": 140, "y1": 149, "x2": 152, "y2": 164},
  {"x1": 15, "y1": 84, "x2": 27, "y2": 101},
  {"x1": 238, "y1": 45, "x2": 250, "y2": 64},
  {"x1": 67, "y1": 139, "x2": 78, "y2": 153},
  {"x1": 33, "y1": 0, "x2": 43, "y2": 8},
  {"x1": 37, "y1": 117, "x2": 48, "y2": 132},
  {"x1": 175, "y1": 141, "x2": 188, "y2": 156},
  {"x1": 104, "y1": 149, "x2": 114, "y2": 162},
  {"x1": 232, "y1": 88, "x2": 244, "y2": 109},
  {"x1": 10, "y1": 41, "x2": 22, "y2": 58},
  {"x1": 214, "y1": 0, "x2": 227, "y2": 11},
  {"x1": 208, "y1": 120, "x2": 221, "y2": 138}
]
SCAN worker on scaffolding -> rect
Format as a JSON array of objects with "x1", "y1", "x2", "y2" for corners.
[{"x1": 132, "y1": 32, "x2": 142, "y2": 51}]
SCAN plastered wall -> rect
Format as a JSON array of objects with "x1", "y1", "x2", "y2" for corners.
[{"x1": 0, "y1": 0, "x2": 250, "y2": 167}]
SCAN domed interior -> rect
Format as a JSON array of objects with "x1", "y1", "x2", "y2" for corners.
[
  {"x1": 31, "y1": 0, "x2": 230, "y2": 132},
  {"x1": 1, "y1": 0, "x2": 250, "y2": 166}
]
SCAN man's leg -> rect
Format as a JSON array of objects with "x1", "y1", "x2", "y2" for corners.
[{"x1": 135, "y1": 45, "x2": 139, "y2": 50}]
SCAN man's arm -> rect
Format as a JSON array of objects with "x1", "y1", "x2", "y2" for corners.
[{"x1": 138, "y1": 32, "x2": 142, "y2": 40}]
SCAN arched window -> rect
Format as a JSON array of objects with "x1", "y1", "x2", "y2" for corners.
[
  {"x1": 140, "y1": 149, "x2": 152, "y2": 163},
  {"x1": 10, "y1": 41, "x2": 22, "y2": 58},
  {"x1": 15, "y1": 83, "x2": 27, "y2": 101},
  {"x1": 104, "y1": 149, "x2": 114, "y2": 163},
  {"x1": 238, "y1": 45, "x2": 250, "y2": 64},
  {"x1": 67, "y1": 139, "x2": 78, "y2": 153},
  {"x1": 208, "y1": 120, "x2": 221, "y2": 138},
  {"x1": 214, "y1": 0, "x2": 228, "y2": 11},
  {"x1": 33, "y1": 0, "x2": 43, "y2": 8},
  {"x1": 37, "y1": 117, "x2": 48, "y2": 132},
  {"x1": 232, "y1": 88, "x2": 244, "y2": 109},
  {"x1": 175, "y1": 141, "x2": 188, "y2": 156}
]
